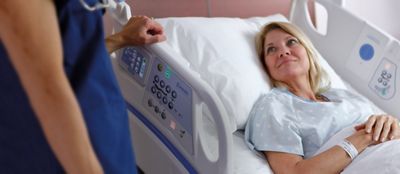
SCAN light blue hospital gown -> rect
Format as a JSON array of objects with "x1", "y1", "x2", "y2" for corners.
[{"x1": 245, "y1": 88, "x2": 375, "y2": 158}]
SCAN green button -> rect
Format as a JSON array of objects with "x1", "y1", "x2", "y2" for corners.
[{"x1": 157, "y1": 64, "x2": 163, "y2": 72}]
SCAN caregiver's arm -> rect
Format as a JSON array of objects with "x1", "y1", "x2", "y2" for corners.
[
  {"x1": 0, "y1": 0, "x2": 102, "y2": 173},
  {"x1": 265, "y1": 129, "x2": 377, "y2": 174}
]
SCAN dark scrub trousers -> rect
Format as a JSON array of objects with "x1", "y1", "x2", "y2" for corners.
[{"x1": 0, "y1": 0, "x2": 137, "y2": 173}]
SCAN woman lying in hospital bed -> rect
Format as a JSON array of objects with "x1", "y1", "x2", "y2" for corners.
[{"x1": 245, "y1": 22, "x2": 400, "y2": 174}]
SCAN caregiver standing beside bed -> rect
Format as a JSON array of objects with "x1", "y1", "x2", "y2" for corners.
[{"x1": 245, "y1": 22, "x2": 400, "y2": 174}]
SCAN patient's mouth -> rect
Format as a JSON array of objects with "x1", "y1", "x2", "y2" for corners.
[{"x1": 277, "y1": 58, "x2": 296, "y2": 68}]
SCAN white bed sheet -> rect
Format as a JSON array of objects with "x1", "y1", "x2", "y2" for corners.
[
  {"x1": 316, "y1": 126, "x2": 400, "y2": 174},
  {"x1": 232, "y1": 131, "x2": 273, "y2": 174},
  {"x1": 201, "y1": 109, "x2": 272, "y2": 173},
  {"x1": 232, "y1": 125, "x2": 400, "y2": 174}
]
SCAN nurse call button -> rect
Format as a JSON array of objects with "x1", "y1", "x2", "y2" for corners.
[{"x1": 359, "y1": 43, "x2": 374, "y2": 61}]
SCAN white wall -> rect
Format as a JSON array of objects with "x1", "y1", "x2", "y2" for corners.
[
  {"x1": 345, "y1": 0, "x2": 400, "y2": 40},
  {"x1": 103, "y1": 0, "x2": 315, "y2": 37}
]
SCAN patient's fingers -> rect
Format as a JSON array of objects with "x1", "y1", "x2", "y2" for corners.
[
  {"x1": 365, "y1": 115, "x2": 377, "y2": 133},
  {"x1": 354, "y1": 123, "x2": 365, "y2": 131},
  {"x1": 380, "y1": 117, "x2": 393, "y2": 142},
  {"x1": 373, "y1": 116, "x2": 386, "y2": 141},
  {"x1": 389, "y1": 119, "x2": 399, "y2": 140}
]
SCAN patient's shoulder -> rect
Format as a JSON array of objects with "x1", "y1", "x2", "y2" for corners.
[
  {"x1": 255, "y1": 88, "x2": 292, "y2": 106},
  {"x1": 323, "y1": 88, "x2": 371, "y2": 104},
  {"x1": 323, "y1": 88, "x2": 362, "y2": 99},
  {"x1": 251, "y1": 88, "x2": 296, "y2": 116}
]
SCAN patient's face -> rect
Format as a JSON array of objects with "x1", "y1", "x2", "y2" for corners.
[{"x1": 263, "y1": 29, "x2": 309, "y2": 84}]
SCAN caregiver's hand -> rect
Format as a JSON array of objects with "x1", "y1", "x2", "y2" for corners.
[
  {"x1": 355, "y1": 115, "x2": 400, "y2": 142},
  {"x1": 118, "y1": 16, "x2": 166, "y2": 46},
  {"x1": 105, "y1": 16, "x2": 166, "y2": 53}
]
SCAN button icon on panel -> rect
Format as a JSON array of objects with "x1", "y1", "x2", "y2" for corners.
[
  {"x1": 359, "y1": 43, "x2": 374, "y2": 61},
  {"x1": 160, "y1": 80, "x2": 165, "y2": 88},
  {"x1": 165, "y1": 85, "x2": 171, "y2": 93},
  {"x1": 154, "y1": 75, "x2": 159, "y2": 83},
  {"x1": 156, "y1": 91, "x2": 162, "y2": 99},
  {"x1": 168, "y1": 102, "x2": 174, "y2": 109},
  {"x1": 171, "y1": 90, "x2": 177, "y2": 98},
  {"x1": 162, "y1": 97, "x2": 168, "y2": 104},
  {"x1": 157, "y1": 64, "x2": 163, "y2": 72}
]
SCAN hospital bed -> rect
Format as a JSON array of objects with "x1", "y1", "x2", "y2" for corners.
[{"x1": 108, "y1": 0, "x2": 400, "y2": 173}]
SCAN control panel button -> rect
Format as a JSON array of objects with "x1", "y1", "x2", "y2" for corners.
[
  {"x1": 179, "y1": 130, "x2": 186, "y2": 138},
  {"x1": 168, "y1": 102, "x2": 174, "y2": 110},
  {"x1": 148, "y1": 99, "x2": 153, "y2": 107},
  {"x1": 165, "y1": 85, "x2": 171, "y2": 93},
  {"x1": 160, "y1": 80, "x2": 165, "y2": 88},
  {"x1": 161, "y1": 112, "x2": 166, "y2": 119},
  {"x1": 155, "y1": 106, "x2": 160, "y2": 113},
  {"x1": 162, "y1": 97, "x2": 168, "y2": 104},
  {"x1": 154, "y1": 75, "x2": 160, "y2": 83},
  {"x1": 172, "y1": 90, "x2": 177, "y2": 98},
  {"x1": 156, "y1": 91, "x2": 162, "y2": 99},
  {"x1": 157, "y1": 64, "x2": 163, "y2": 72},
  {"x1": 359, "y1": 43, "x2": 374, "y2": 61},
  {"x1": 151, "y1": 86, "x2": 157, "y2": 94}
]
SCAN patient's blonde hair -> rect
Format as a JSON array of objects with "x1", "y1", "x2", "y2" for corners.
[{"x1": 255, "y1": 22, "x2": 330, "y2": 94}]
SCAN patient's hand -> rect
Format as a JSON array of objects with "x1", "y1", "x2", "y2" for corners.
[
  {"x1": 354, "y1": 114, "x2": 400, "y2": 143},
  {"x1": 346, "y1": 129, "x2": 379, "y2": 153}
]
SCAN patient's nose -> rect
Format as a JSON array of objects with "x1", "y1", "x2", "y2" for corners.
[{"x1": 279, "y1": 47, "x2": 290, "y2": 57}]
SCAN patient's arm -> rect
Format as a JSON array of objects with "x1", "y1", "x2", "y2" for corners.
[
  {"x1": 355, "y1": 114, "x2": 400, "y2": 142},
  {"x1": 265, "y1": 129, "x2": 378, "y2": 174}
]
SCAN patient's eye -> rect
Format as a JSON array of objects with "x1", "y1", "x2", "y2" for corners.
[
  {"x1": 287, "y1": 38, "x2": 299, "y2": 46},
  {"x1": 266, "y1": 47, "x2": 276, "y2": 55}
]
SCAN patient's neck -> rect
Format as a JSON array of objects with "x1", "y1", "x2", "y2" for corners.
[{"x1": 285, "y1": 79, "x2": 317, "y2": 101}]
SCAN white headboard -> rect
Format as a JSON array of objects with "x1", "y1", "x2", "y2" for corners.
[{"x1": 291, "y1": 0, "x2": 400, "y2": 117}]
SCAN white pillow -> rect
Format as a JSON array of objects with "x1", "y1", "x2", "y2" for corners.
[{"x1": 156, "y1": 15, "x2": 347, "y2": 132}]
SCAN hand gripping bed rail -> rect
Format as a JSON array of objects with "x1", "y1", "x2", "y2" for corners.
[
  {"x1": 290, "y1": 0, "x2": 400, "y2": 117},
  {"x1": 147, "y1": 43, "x2": 234, "y2": 174}
]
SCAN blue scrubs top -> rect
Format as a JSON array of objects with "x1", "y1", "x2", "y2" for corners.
[{"x1": 0, "y1": 0, "x2": 136, "y2": 173}]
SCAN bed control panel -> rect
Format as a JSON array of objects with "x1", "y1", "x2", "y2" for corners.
[
  {"x1": 346, "y1": 25, "x2": 399, "y2": 101},
  {"x1": 368, "y1": 58, "x2": 397, "y2": 100},
  {"x1": 118, "y1": 47, "x2": 194, "y2": 155},
  {"x1": 119, "y1": 47, "x2": 148, "y2": 86},
  {"x1": 346, "y1": 25, "x2": 389, "y2": 82},
  {"x1": 144, "y1": 58, "x2": 194, "y2": 154}
]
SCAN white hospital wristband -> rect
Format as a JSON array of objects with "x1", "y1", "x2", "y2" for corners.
[{"x1": 337, "y1": 140, "x2": 358, "y2": 160}]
